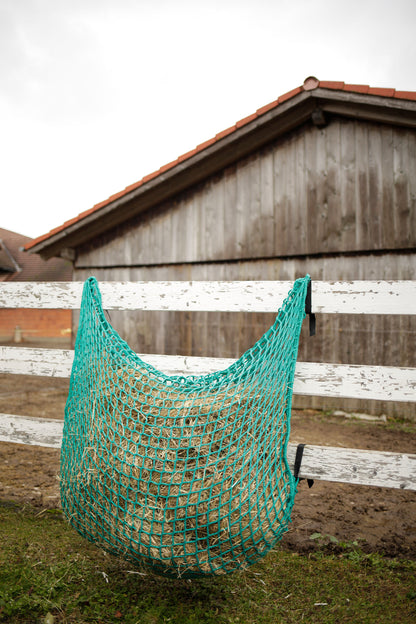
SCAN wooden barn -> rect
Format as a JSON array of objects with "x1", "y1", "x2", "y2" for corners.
[{"x1": 26, "y1": 77, "x2": 416, "y2": 417}]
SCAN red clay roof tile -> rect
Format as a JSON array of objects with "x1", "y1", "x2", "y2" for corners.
[
  {"x1": 195, "y1": 136, "x2": 217, "y2": 151},
  {"x1": 49, "y1": 224, "x2": 65, "y2": 235},
  {"x1": 236, "y1": 112, "x2": 258, "y2": 128},
  {"x1": 215, "y1": 125, "x2": 236, "y2": 140},
  {"x1": 178, "y1": 148, "x2": 199, "y2": 162},
  {"x1": 82, "y1": 204, "x2": 105, "y2": 215},
  {"x1": 395, "y1": 90, "x2": 416, "y2": 101},
  {"x1": 123, "y1": 180, "x2": 143, "y2": 193},
  {"x1": 319, "y1": 81, "x2": 345, "y2": 90},
  {"x1": 28, "y1": 232, "x2": 48, "y2": 246},
  {"x1": 278, "y1": 86, "x2": 302, "y2": 103},
  {"x1": 344, "y1": 83, "x2": 369, "y2": 94},
  {"x1": 368, "y1": 87, "x2": 396, "y2": 97},
  {"x1": 141, "y1": 171, "x2": 159, "y2": 183},
  {"x1": 106, "y1": 191, "x2": 126, "y2": 203},
  {"x1": 256, "y1": 100, "x2": 279, "y2": 116},
  {"x1": 24, "y1": 78, "x2": 416, "y2": 252},
  {"x1": 159, "y1": 160, "x2": 180, "y2": 174},
  {"x1": 62, "y1": 217, "x2": 79, "y2": 228}
]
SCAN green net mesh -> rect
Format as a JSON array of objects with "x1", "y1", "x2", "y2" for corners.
[{"x1": 60, "y1": 275, "x2": 310, "y2": 578}]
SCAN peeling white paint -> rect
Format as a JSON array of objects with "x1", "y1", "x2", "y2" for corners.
[
  {"x1": 0, "y1": 280, "x2": 415, "y2": 313},
  {"x1": 1, "y1": 347, "x2": 415, "y2": 402},
  {"x1": 0, "y1": 412, "x2": 414, "y2": 490}
]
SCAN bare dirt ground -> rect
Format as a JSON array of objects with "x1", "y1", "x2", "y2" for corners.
[{"x1": 1, "y1": 372, "x2": 415, "y2": 559}]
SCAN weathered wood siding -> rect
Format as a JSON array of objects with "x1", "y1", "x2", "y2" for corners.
[
  {"x1": 77, "y1": 119, "x2": 416, "y2": 267},
  {"x1": 73, "y1": 116, "x2": 416, "y2": 417}
]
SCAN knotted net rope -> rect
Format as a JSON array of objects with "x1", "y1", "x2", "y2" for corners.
[{"x1": 60, "y1": 275, "x2": 310, "y2": 577}]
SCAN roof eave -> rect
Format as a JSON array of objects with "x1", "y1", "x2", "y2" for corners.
[{"x1": 315, "y1": 88, "x2": 416, "y2": 126}]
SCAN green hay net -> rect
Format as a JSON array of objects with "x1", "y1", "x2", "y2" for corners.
[{"x1": 60, "y1": 275, "x2": 310, "y2": 578}]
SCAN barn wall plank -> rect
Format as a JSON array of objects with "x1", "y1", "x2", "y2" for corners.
[
  {"x1": 409, "y1": 131, "x2": 416, "y2": 241},
  {"x1": 393, "y1": 129, "x2": 410, "y2": 246},
  {"x1": 259, "y1": 147, "x2": 275, "y2": 256},
  {"x1": 381, "y1": 126, "x2": 394, "y2": 249},
  {"x1": 368, "y1": 122, "x2": 383, "y2": 248},
  {"x1": 340, "y1": 121, "x2": 357, "y2": 250},
  {"x1": 323, "y1": 121, "x2": 341, "y2": 252}
]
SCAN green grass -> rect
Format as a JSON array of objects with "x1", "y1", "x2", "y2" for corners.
[{"x1": 1, "y1": 501, "x2": 415, "y2": 624}]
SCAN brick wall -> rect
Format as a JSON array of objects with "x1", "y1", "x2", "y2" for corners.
[{"x1": 0, "y1": 309, "x2": 71, "y2": 344}]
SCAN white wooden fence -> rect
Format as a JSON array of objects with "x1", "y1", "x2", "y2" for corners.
[{"x1": 0, "y1": 280, "x2": 415, "y2": 491}]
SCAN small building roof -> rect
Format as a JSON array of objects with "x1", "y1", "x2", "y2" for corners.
[
  {"x1": 25, "y1": 77, "x2": 416, "y2": 260},
  {"x1": 0, "y1": 228, "x2": 72, "y2": 282}
]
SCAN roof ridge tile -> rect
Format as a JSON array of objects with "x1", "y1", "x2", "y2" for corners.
[
  {"x1": 343, "y1": 83, "x2": 370, "y2": 94},
  {"x1": 319, "y1": 80, "x2": 345, "y2": 90}
]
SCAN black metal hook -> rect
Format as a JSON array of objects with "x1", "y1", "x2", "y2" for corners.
[{"x1": 305, "y1": 280, "x2": 316, "y2": 337}]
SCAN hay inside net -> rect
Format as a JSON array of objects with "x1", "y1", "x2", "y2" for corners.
[{"x1": 60, "y1": 276, "x2": 310, "y2": 578}]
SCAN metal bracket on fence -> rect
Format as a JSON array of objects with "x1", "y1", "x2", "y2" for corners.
[
  {"x1": 305, "y1": 280, "x2": 316, "y2": 336},
  {"x1": 293, "y1": 443, "x2": 314, "y2": 488}
]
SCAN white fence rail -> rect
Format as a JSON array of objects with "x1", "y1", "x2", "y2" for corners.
[
  {"x1": 1, "y1": 347, "x2": 415, "y2": 402},
  {"x1": 1, "y1": 280, "x2": 415, "y2": 490},
  {"x1": 1, "y1": 280, "x2": 415, "y2": 313}
]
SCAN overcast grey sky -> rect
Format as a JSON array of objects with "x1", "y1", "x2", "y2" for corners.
[{"x1": 1, "y1": 0, "x2": 415, "y2": 239}]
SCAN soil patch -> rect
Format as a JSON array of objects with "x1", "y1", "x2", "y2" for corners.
[{"x1": 1, "y1": 374, "x2": 415, "y2": 559}]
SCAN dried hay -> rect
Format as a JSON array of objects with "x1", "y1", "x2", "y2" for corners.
[{"x1": 64, "y1": 363, "x2": 291, "y2": 577}]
